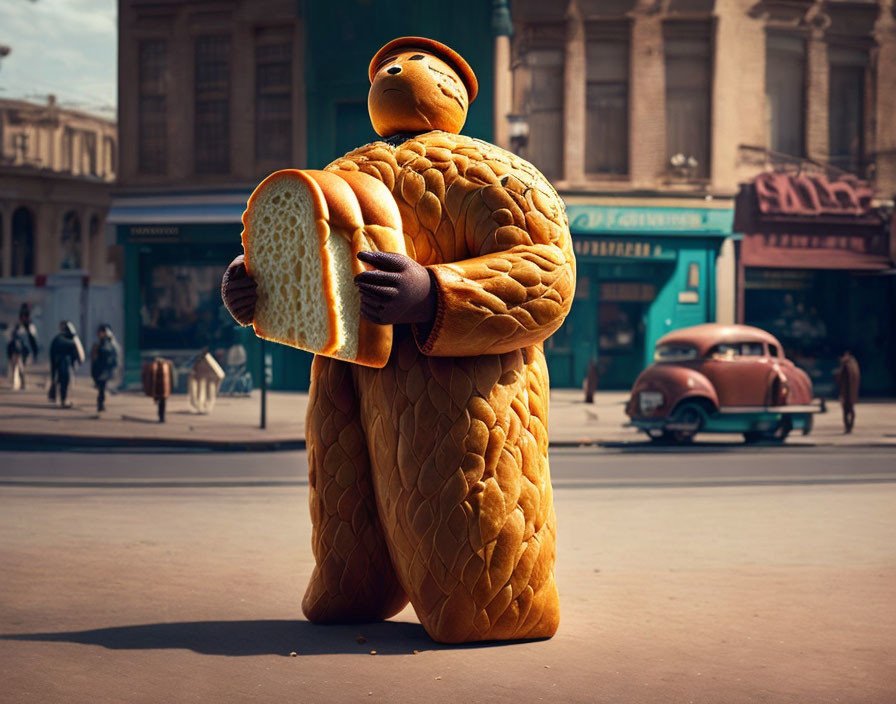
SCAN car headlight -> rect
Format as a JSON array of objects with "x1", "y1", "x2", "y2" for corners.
[{"x1": 639, "y1": 390, "x2": 664, "y2": 413}]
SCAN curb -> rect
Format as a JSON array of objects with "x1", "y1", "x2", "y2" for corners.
[
  {"x1": 1, "y1": 432, "x2": 893, "y2": 453},
  {"x1": 0, "y1": 432, "x2": 306, "y2": 453}
]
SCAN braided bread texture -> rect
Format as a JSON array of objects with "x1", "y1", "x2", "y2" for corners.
[{"x1": 303, "y1": 131, "x2": 575, "y2": 643}]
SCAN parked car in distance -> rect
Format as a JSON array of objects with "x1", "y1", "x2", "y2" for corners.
[{"x1": 625, "y1": 323, "x2": 825, "y2": 443}]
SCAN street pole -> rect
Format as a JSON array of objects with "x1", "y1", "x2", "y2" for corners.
[{"x1": 260, "y1": 337, "x2": 267, "y2": 429}]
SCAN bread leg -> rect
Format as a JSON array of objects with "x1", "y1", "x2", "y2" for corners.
[
  {"x1": 358, "y1": 337, "x2": 560, "y2": 643},
  {"x1": 302, "y1": 354, "x2": 409, "y2": 623}
]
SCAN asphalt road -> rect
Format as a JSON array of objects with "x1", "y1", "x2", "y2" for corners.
[
  {"x1": 1, "y1": 446, "x2": 894, "y2": 488},
  {"x1": 1, "y1": 449, "x2": 895, "y2": 703}
]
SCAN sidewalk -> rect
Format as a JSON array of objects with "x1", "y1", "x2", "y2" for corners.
[{"x1": 1, "y1": 367, "x2": 894, "y2": 450}]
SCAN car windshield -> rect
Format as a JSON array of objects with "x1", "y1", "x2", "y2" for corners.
[{"x1": 654, "y1": 344, "x2": 698, "y2": 361}]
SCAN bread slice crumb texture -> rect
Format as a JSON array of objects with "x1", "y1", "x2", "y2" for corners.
[{"x1": 244, "y1": 175, "x2": 337, "y2": 354}]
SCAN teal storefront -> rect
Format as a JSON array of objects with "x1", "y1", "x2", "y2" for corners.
[
  {"x1": 545, "y1": 201, "x2": 735, "y2": 390},
  {"x1": 111, "y1": 193, "x2": 317, "y2": 391}
]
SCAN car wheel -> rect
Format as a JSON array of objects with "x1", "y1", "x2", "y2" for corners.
[
  {"x1": 744, "y1": 418, "x2": 791, "y2": 444},
  {"x1": 669, "y1": 402, "x2": 705, "y2": 444}
]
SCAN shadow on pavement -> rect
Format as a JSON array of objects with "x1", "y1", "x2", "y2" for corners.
[{"x1": 1, "y1": 619, "x2": 541, "y2": 656}]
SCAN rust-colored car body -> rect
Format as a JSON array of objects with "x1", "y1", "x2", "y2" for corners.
[{"x1": 626, "y1": 323, "x2": 824, "y2": 443}]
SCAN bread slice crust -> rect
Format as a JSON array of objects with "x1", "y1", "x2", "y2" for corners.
[
  {"x1": 241, "y1": 168, "x2": 407, "y2": 368},
  {"x1": 241, "y1": 169, "x2": 341, "y2": 357}
]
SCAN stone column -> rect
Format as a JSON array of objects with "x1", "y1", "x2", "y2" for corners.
[
  {"x1": 629, "y1": 4, "x2": 665, "y2": 188},
  {"x1": 563, "y1": 0, "x2": 586, "y2": 185},
  {"x1": 715, "y1": 237, "x2": 736, "y2": 325},
  {"x1": 873, "y1": 0, "x2": 896, "y2": 195},
  {"x1": 35, "y1": 202, "x2": 58, "y2": 276},
  {"x1": 79, "y1": 207, "x2": 90, "y2": 275},
  {"x1": 492, "y1": 0, "x2": 513, "y2": 150}
]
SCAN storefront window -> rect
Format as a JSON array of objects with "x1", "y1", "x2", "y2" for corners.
[
  {"x1": 139, "y1": 258, "x2": 235, "y2": 351},
  {"x1": 743, "y1": 268, "x2": 896, "y2": 395}
]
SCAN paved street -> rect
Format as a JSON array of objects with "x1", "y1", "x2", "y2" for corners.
[
  {"x1": 1, "y1": 449, "x2": 894, "y2": 703},
  {"x1": 1, "y1": 446, "x2": 896, "y2": 487}
]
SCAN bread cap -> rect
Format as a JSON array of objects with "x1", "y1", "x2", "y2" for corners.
[{"x1": 368, "y1": 36, "x2": 478, "y2": 103}]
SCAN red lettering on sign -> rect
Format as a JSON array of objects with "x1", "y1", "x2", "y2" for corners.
[{"x1": 754, "y1": 172, "x2": 873, "y2": 216}]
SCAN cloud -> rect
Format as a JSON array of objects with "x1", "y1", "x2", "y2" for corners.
[{"x1": 0, "y1": 0, "x2": 117, "y2": 114}]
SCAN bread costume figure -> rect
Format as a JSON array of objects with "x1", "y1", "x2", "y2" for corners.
[{"x1": 222, "y1": 37, "x2": 575, "y2": 643}]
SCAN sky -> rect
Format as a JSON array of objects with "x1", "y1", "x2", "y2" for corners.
[{"x1": 0, "y1": 0, "x2": 117, "y2": 117}]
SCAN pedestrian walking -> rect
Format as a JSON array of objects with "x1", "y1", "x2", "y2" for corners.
[
  {"x1": 90, "y1": 324, "x2": 119, "y2": 412},
  {"x1": 48, "y1": 321, "x2": 85, "y2": 408},
  {"x1": 6, "y1": 303, "x2": 39, "y2": 390},
  {"x1": 835, "y1": 350, "x2": 860, "y2": 434}
]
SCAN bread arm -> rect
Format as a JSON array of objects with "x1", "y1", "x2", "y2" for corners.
[{"x1": 415, "y1": 182, "x2": 575, "y2": 357}]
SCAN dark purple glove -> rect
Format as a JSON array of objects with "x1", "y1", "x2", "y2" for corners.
[
  {"x1": 221, "y1": 254, "x2": 257, "y2": 326},
  {"x1": 354, "y1": 251, "x2": 437, "y2": 326}
]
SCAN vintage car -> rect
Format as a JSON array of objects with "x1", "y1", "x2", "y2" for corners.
[{"x1": 625, "y1": 323, "x2": 825, "y2": 443}]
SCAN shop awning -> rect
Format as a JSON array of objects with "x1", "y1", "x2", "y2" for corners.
[
  {"x1": 107, "y1": 191, "x2": 252, "y2": 225},
  {"x1": 734, "y1": 173, "x2": 893, "y2": 270},
  {"x1": 741, "y1": 232, "x2": 891, "y2": 270}
]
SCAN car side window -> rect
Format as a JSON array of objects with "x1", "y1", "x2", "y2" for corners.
[
  {"x1": 740, "y1": 342, "x2": 765, "y2": 356},
  {"x1": 768, "y1": 344, "x2": 779, "y2": 357},
  {"x1": 709, "y1": 343, "x2": 737, "y2": 360}
]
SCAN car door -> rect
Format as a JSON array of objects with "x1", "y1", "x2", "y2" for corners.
[{"x1": 698, "y1": 341, "x2": 774, "y2": 407}]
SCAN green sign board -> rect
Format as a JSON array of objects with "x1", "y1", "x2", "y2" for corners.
[
  {"x1": 573, "y1": 237, "x2": 676, "y2": 261},
  {"x1": 567, "y1": 205, "x2": 733, "y2": 237}
]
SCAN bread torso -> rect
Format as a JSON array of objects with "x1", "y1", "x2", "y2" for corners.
[{"x1": 325, "y1": 131, "x2": 566, "y2": 267}]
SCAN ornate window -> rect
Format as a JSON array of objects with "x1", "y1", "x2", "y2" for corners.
[
  {"x1": 11, "y1": 207, "x2": 35, "y2": 277},
  {"x1": 664, "y1": 21, "x2": 713, "y2": 179},
  {"x1": 585, "y1": 22, "x2": 630, "y2": 176},
  {"x1": 765, "y1": 33, "x2": 806, "y2": 157},
  {"x1": 255, "y1": 37, "x2": 292, "y2": 164},
  {"x1": 516, "y1": 21, "x2": 565, "y2": 181},
  {"x1": 828, "y1": 46, "x2": 867, "y2": 175},
  {"x1": 138, "y1": 39, "x2": 168, "y2": 175},
  {"x1": 195, "y1": 34, "x2": 231, "y2": 174}
]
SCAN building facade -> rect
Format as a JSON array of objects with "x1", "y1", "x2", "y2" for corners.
[
  {"x1": 113, "y1": 0, "x2": 896, "y2": 393},
  {"x1": 113, "y1": 0, "x2": 494, "y2": 389},
  {"x1": 505, "y1": 0, "x2": 896, "y2": 392},
  {"x1": 0, "y1": 96, "x2": 120, "y2": 365}
]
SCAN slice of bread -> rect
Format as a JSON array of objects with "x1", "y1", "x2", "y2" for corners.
[{"x1": 241, "y1": 168, "x2": 405, "y2": 368}]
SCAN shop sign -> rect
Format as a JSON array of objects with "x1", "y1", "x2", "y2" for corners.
[
  {"x1": 567, "y1": 205, "x2": 733, "y2": 236},
  {"x1": 573, "y1": 238, "x2": 673, "y2": 260},
  {"x1": 600, "y1": 282, "x2": 656, "y2": 302},
  {"x1": 125, "y1": 225, "x2": 181, "y2": 243},
  {"x1": 754, "y1": 172, "x2": 873, "y2": 217},
  {"x1": 756, "y1": 232, "x2": 887, "y2": 255}
]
